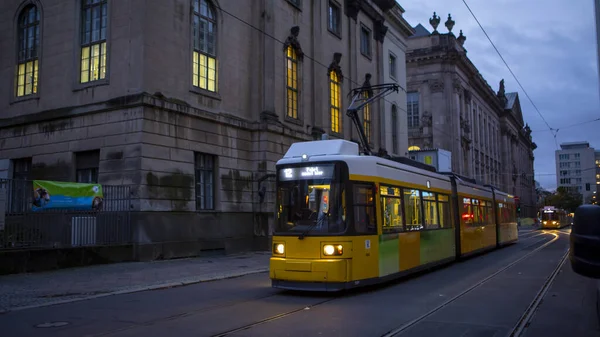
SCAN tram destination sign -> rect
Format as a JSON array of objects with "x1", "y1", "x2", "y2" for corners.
[{"x1": 279, "y1": 165, "x2": 335, "y2": 181}]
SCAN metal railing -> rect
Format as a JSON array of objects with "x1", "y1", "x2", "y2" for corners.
[{"x1": 0, "y1": 179, "x2": 132, "y2": 250}]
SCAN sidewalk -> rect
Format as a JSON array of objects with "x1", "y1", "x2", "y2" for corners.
[{"x1": 0, "y1": 251, "x2": 270, "y2": 313}]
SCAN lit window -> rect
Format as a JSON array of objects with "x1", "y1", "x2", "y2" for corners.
[
  {"x1": 192, "y1": 0, "x2": 217, "y2": 92},
  {"x1": 408, "y1": 146, "x2": 420, "y2": 151},
  {"x1": 286, "y1": 46, "x2": 299, "y2": 119},
  {"x1": 362, "y1": 91, "x2": 371, "y2": 144},
  {"x1": 329, "y1": 70, "x2": 342, "y2": 133},
  {"x1": 15, "y1": 5, "x2": 40, "y2": 97},
  {"x1": 80, "y1": 0, "x2": 108, "y2": 84}
]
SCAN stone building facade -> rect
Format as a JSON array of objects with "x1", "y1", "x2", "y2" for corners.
[
  {"x1": 404, "y1": 14, "x2": 537, "y2": 218},
  {"x1": 381, "y1": 4, "x2": 413, "y2": 157},
  {"x1": 0, "y1": 0, "x2": 407, "y2": 259}
]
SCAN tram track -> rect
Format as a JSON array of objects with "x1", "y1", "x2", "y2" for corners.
[
  {"x1": 206, "y1": 231, "x2": 557, "y2": 337},
  {"x1": 508, "y1": 240, "x2": 570, "y2": 337},
  {"x1": 379, "y1": 231, "x2": 562, "y2": 337}
]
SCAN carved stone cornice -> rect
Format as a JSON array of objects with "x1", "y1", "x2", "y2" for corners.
[
  {"x1": 428, "y1": 80, "x2": 444, "y2": 93},
  {"x1": 464, "y1": 89, "x2": 471, "y2": 103},
  {"x1": 327, "y1": 52, "x2": 344, "y2": 82},
  {"x1": 374, "y1": 19, "x2": 388, "y2": 42},
  {"x1": 282, "y1": 26, "x2": 304, "y2": 60},
  {"x1": 453, "y1": 79, "x2": 462, "y2": 93},
  {"x1": 345, "y1": 0, "x2": 360, "y2": 21}
]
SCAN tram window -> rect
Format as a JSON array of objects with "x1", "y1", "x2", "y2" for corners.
[
  {"x1": 461, "y1": 197, "x2": 474, "y2": 226},
  {"x1": 471, "y1": 199, "x2": 482, "y2": 226},
  {"x1": 353, "y1": 183, "x2": 376, "y2": 234},
  {"x1": 485, "y1": 201, "x2": 493, "y2": 225},
  {"x1": 422, "y1": 191, "x2": 439, "y2": 229},
  {"x1": 479, "y1": 200, "x2": 488, "y2": 225},
  {"x1": 381, "y1": 185, "x2": 404, "y2": 233},
  {"x1": 404, "y1": 189, "x2": 422, "y2": 231},
  {"x1": 438, "y1": 194, "x2": 451, "y2": 228}
]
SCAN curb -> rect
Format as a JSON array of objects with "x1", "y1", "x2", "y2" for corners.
[{"x1": 0, "y1": 268, "x2": 269, "y2": 314}]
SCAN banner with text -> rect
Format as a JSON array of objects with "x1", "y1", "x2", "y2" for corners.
[{"x1": 32, "y1": 180, "x2": 104, "y2": 211}]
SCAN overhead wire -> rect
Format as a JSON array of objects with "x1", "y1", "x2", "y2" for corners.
[
  {"x1": 460, "y1": 0, "x2": 559, "y2": 149},
  {"x1": 214, "y1": 2, "x2": 563, "y2": 184}
]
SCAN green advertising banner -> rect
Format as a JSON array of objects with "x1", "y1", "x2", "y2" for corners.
[{"x1": 32, "y1": 180, "x2": 104, "y2": 211}]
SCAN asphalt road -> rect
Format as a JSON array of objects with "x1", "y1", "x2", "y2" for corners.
[{"x1": 0, "y1": 229, "x2": 570, "y2": 337}]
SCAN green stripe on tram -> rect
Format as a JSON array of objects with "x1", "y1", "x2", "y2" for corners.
[
  {"x1": 419, "y1": 229, "x2": 455, "y2": 265},
  {"x1": 379, "y1": 233, "x2": 399, "y2": 277}
]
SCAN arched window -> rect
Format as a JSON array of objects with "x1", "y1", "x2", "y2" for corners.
[
  {"x1": 286, "y1": 46, "x2": 299, "y2": 119},
  {"x1": 362, "y1": 91, "x2": 371, "y2": 144},
  {"x1": 408, "y1": 145, "x2": 420, "y2": 151},
  {"x1": 192, "y1": 0, "x2": 217, "y2": 92},
  {"x1": 80, "y1": 0, "x2": 108, "y2": 83},
  {"x1": 391, "y1": 105, "x2": 398, "y2": 154},
  {"x1": 16, "y1": 4, "x2": 40, "y2": 97},
  {"x1": 329, "y1": 70, "x2": 341, "y2": 133}
]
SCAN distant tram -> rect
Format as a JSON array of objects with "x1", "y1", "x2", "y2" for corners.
[
  {"x1": 539, "y1": 206, "x2": 570, "y2": 229},
  {"x1": 269, "y1": 139, "x2": 518, "y2": 291}
]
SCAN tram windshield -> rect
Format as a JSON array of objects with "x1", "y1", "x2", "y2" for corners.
[
  {"x1": 275, "y1": 163, "x2": 346, "y2": 235},
  {"x1": 541, "y1": 211, "x2": 558, "y2": 221}
]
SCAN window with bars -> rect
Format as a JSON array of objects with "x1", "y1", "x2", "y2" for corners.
[
  {"x1": 329, "y1": 70, "x2": 342, "y2": 133},
  {"x1": 15, "y1": 5, "x2": 40, "y2": 97},
  {"x1": 362, "y1": 91, "x2": 371, "y2": 144},
  {"x1": 76, "y1": 150, "x2": 100, "y2": 183},
  {"x1": 286, "y1": 45, "x2": 299, "y2": 119},
  {"x1": 192, "y1": 0, "x2": 217, "y2": 92},
  {"x1": 407, "y1": 92, "x2": 419, "y2": 128},
  {"x1": 80, "y1": 0, "x2": 108, "y2": 84},
  {"x1": 391, "y1": 105, "x2": 398, "y2": 154},
  {"x1": 10, "y1": 158, "x2": 32, "y2": 213},
  {"x1": 195, "y1": 153, "x2": 216, "y2": 210}
]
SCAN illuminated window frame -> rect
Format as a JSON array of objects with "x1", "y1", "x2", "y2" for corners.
[
  {"x1": 329, "y1": 70, "x2": 342, "y2": 134},
  {"x1": 80, "y1": 0, "x2": 108, "y2": 84},
  {"x1": 285, "y1": 45, "x2": 299, "y2": 119},
  {"x1": 192, "y1": 0, "x2": 217, "y2": 92},
  {"x1": 362, "y1": 91, "x2": 371, "y2": 144},
  {"x1": 15, "y1": 4, "x2": 40, "y2": 98}
]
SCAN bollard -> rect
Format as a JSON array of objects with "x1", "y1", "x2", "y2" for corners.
[{"x1": 569, "y1": 204, "x2": 600, "y2": 279}]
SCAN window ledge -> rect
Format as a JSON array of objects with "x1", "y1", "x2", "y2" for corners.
[
  {"x1": 10, "y1": 95, "x2": 40, "y2": 105},
  {"x1": 73, "y1": 79, "x2": 110, "y2": 92},
  {"x1": 361, "y1": 52, "x2": 372, "y2": 61},
  {"x1": 328, "y1": 28, "x2": 342, "y2": 40},
  {"x1": 284, "y1": 115, "x2": 303, "y2": 126},
  {"x1": 190, "y1": 87, "x2": 222, "y2": 101},
  {"x1": 194, "y1": 209, "x2": 218, "y2": 213}
]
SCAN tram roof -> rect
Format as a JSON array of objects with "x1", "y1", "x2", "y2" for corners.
[{"x1": 277, "y1": 140, "x2": 512, "y2": 199}]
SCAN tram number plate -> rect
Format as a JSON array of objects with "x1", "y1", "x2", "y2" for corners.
[{"x1": 365, "y1": 240, "x2": 371, "y2": 249}]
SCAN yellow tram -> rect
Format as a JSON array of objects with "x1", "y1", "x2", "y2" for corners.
[
  {"x1": 539, "y1": 206, "x2": 570, "y2": 229},
  {"x1": 269, "y1": 139, "x2": 518, "y2": 291}
]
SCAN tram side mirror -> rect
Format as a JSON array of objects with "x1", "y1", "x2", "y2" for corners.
[{"x1": 569, "y1": 204, "x2": 600, "y2": 279}]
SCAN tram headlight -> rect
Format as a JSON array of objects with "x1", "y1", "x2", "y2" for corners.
[
  {"x1": 323, "y1": 244, "x2": 343, "y2": 256},
  {"x1": 273, "y1": 243, "x2": 285, "y2": 255}
]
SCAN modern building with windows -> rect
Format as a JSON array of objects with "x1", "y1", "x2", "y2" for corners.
[
  {"x1": 404, "y1": 13, "x2": 537, "y2": 217},
  {"x1": 0, "y1": 0, "x2": 406, "y2": 259},
  {"x1": 555, "y1": 141, "x2": 597, "y2": 203}
]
